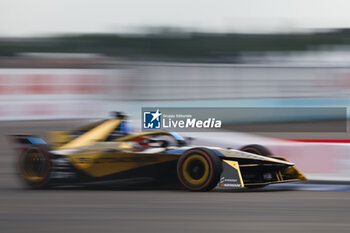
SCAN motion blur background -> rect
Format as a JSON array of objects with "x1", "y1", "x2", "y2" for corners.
[
  {"x1": 2, "y1": 1, "x2": 350, "y2": 233},
  {"x1": 1, "y1": 0, "x2": 350, "y2": 122},
  {"x1": 1, "y1": 0, "x2": 350, "y2": 174}
]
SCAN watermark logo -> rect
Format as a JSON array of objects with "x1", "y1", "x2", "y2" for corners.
[
  {"x1": 143, "y1": 109, "x2": 162, "y2": 129},
  {"x1": 142, "y1": 107, "x2": 346, "y2": 132},
  {"x1": 142, "y1": 108, "x2": 223, "y2": 131}
]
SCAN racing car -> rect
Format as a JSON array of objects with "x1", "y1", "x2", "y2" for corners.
[{"x1": 10, "y1": 112, "x2": 306, "y2": 191}]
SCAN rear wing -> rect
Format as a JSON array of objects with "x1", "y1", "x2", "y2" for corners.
[{"x1": 8, "y1": 135, "x2": 47, "y2": 149}]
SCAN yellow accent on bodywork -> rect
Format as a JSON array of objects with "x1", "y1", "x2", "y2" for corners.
[
  {"x1": 271, "y1": 156, "x2": 307, "y2": 181},
  {"x1": 284, "y1": 166, "x2": 307, "y2": 181},
  {"x1": 217, "y1": 148, "x2": 294, "y2": 166},
  {"x1": 223, "y1": 160, "x2": 244, "y2": 188},
  {"x1": 276, "y1": 171, "x2": 281, "y2": 181},
  {"x1": 59, "y1": 119, "x2": 121, "y2": 150},
  {"x1": 239, "y1": 164, "x2": 259, "y2": 167},
  {"x1": 65, "y1": 152, "x2": 179, "y2": 177},
  {"x1": 115, "y1": 130, "x2": 173, "y2": 142},
  {"x1": 278, "y1": 171, "x2": 283, "y2": 181},
  {"x1": 49, "y1": 131, "x2": 72, "y2": 149},
  {"x1": 53, "y1": 121, "x2": 180, "y2": 177}
]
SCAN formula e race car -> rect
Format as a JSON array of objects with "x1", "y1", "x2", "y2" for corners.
[{"x1": 10, "y1": 113, "x2": 306, "y2": 191}]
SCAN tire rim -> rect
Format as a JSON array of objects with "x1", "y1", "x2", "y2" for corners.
[
  {"x1": 182, "y1": 154, "x2": 209, "y2": 186},
  {"x1": 20, "y1": 148, "x2": 49, "y2": 182}
]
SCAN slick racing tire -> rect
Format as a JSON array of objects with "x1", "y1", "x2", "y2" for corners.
[
  {"x1": 177, "y1": 148, "x2": 223, "y2": 192},
  {"x1": 239, "y1": 144, "x2": 272, "y2": 157},
  {"x1": 17, "y1": 146, "x2": 52, "y2": 189}
]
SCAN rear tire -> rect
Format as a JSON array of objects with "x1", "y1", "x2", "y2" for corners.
[
  {"x1": 17, "y1": 146, "x2": 52, "y2": 189},
  {"x1": 177, "y1": 148, "x2": 222, "y2": 192},
  {"x1": 240, "y1": 144, "x2": 272, "y2": 189},
  {"x1": 239, "y1": 144, "x2": 272, "y2": 157}
]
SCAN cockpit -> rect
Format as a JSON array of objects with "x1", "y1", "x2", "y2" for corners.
[{"x1": 50, "y1": 112, "x2": 189, "y2": 153}]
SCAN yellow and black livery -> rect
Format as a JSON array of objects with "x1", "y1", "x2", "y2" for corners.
[{"x1": 11, "y1": 113, "x2": 306, "y2": 191}]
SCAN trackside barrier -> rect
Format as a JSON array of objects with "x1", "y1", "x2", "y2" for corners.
[
  {"x1": 0, "y1": 68, "x2": 134, "y2": 120},
  {"x1": 2, "y1": 64, "x2": 350, "y2": 120}
]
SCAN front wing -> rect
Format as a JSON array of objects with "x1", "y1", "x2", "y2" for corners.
[{"x1": 216, "y1": 159, "x2": 306, "y2": 189}]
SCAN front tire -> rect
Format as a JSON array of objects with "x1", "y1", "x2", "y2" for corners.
[{"x1": 177, "y1": 148, "x2": 222, "y2": 192}]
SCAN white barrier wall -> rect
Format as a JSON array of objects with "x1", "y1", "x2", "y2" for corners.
[
  {"x1": 0, "y1": 68, "x2": 135, "y2": 101},
  {"x1": 1, "y1": 63, "x2": 350, "y2": 120},
  {"x1": 0, "y1": 68, "x2": 133, "y2": 119},
  {"x1": 132, "y1": 63, "x2": 350, "y2": 100}
]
